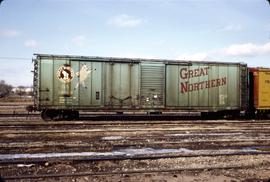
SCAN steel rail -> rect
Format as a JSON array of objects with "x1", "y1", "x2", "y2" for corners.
[
  {"x1": 1, "y1": 119, "x2": 270, "y2": 125},
  {"x1": 2, "y1": 127, "x2": 270, "y2": 135},
  {"x1": 2, "y1": 164, "x2": 267, "y2": 180},
  {"x1": 0, "y1": 150, "x2": 270, "y2": 165},
  {"x1": 1, "y1": 139, "x2": 270, "y2": 150},
  {"x1": 0, "y1": 113, "x2": 39, "y2": 117},
  {"x1": 1, "y1": 112, "x2": 270, "y2": 121},
  {"x1": 1, "y1": 112, "x2": 270, "y2": 122}
]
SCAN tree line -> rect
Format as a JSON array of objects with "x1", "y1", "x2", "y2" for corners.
[{"x1": 0, "y1": 80, "x2": 33, "y2": 98}]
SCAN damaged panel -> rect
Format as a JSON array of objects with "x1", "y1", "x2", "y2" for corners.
[
  {"x1": 104, "y1": 62, "x2": 139, "y2": 108},
  {"x1": 74, "y1": 61, "x2": 102, "y2": 106}
]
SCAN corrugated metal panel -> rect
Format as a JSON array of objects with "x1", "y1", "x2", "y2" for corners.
[
  {"x1": 166, "y1": 63, "x2": 244, "y2": 111},
  {"x1": 38, "y1": 58, "x2": 103, "y2": 108},
  {"x1": 104, "y1": 63, "x2": 140, "y2": 108},
  {"x1": 39, "y1": 59, "x2": 54, "y2": 106},
  {"x1": 71, "y1": 61, "x2": 102, "y2": 107},
  {"x1": 53, "y1": 59, "x2": 73, "y2": 106},
  {"x1": 140, "y1": 63, "x2": 165, "y2": 108}
]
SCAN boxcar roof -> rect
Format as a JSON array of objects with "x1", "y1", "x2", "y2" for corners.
[{"x1": 34, "y1": 53, "x2": 246, "y2": 66}]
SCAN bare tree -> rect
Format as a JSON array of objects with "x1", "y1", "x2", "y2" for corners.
[
  {"x1": 0, "y1": 80, "x2": 12, "y2": 98},
  {"x1": 267, "y1": 0, "x2": 270, "y2": 5},
  {"x1": 16, "y1": 86, "x2": 26, "y2": 98}
]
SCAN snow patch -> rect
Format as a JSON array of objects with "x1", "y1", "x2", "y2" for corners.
[
  {"x1": 0, "y1": 147, "x2": 264, "y2": 160},
  {"x1": 166, "y1": 133, "x2": 242, "y2": 137},
  {"x1": 102, "y1": 136, "x2": 124, "y2": 140},
  {"x1": 0, "y1": 148, "x2": 191, "y2": 160},
  {"x1": 117, "y1": 148, "x2": 192, "y2": 156}
]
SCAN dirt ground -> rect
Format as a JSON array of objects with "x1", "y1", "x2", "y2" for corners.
[
  {"x1": 8, "y1": 168, "x2": 269, "y2": 182},
  {"x1": 1, "y1": 116, "x2": 270, "y2": 181}
]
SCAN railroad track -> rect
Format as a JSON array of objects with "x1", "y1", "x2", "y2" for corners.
[
  {"x1": 1, "y1": 119, "x2": 270, "y2": 154},
  {"x1": 1, "y1": 148, "x2": 270, "y2": 164},
  {"x1": 3, "y1": 165, "x2": 268, "y2": 181},
  {"x1": 0, "y1": 113, "x2": 39, "y2": 118},
  {"x1": 1, "y1": 116, "x2": 270, "y2": 181},
  {"x1": 1, "y1": 127, "x2": 270, "y2": 135},
  {"x1": 1, "y1": 151, "x2": 270, "y2": 181},
  {"x1": 1, "y1": 118, "x2": 270, "y2": 124},
  {"x1": 1, "y1": 112, "x2": 270, "y2": 121},
  {"x1": 0, "y1": 113, "x2": 204, "y2": 121},
  {"x1": 0, "y1": 118, "x2": 270, "y2": 129},
  {"x1": 1, "y1": 141, "x2": 270, "y2": 155}
]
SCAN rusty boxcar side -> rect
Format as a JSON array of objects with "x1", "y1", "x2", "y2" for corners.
[{"x1": 32, "y1": 54, "x2": 248, "y2": 120}]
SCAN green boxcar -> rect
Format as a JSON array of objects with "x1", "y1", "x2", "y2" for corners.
[{"x1": 32, "y1": 54, "x2": 248, "y2": 120}]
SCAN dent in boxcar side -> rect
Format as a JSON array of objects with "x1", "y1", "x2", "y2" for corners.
[
  {"x1": 104, "y1": 62, "x2": 140, "y2": 108},
  {"x1": 73, "y1": 61, "x2": 102, "y2": 107}
]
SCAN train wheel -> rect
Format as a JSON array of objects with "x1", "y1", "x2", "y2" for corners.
[
  {"x1": 68, "y1": 111, "x2": 79, "y2": 120},
  {"x1": 201, "y1": 112, "x2": 218, "y2": 119},
  {"x1": 222, "y1": 111, "x2": 240, "y2": 119},
  {"x1": 61, "y1": 110, "x2": 70, "y2": 120},
  {"x1": 42, "y1": 110, "x2": 79, "y2": 121},
  {"x1": 41, "y1": 109, "x2": 59, "y2": 121},
  {"x1": 72, "y1": 111, "x2": 79, "y2": 120},
  {"x1": 51, "y1": 110, "x2": 61, "y2": 121},
  {"x1": 62, "y1": 110, "x2": 79, "y2": 120},
  {"x1": 256, "y1": 110, "x2": 268, "y2": 119},
  {"x1": 41, "y1": 110, "x2": 51, "y2": 121},
  {"x1": 69, "y1": 110, "x2": 79, "y2": 120}
]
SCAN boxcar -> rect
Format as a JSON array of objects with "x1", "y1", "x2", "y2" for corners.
[
  {"x1": 248, "y1": 68, "x2": 270, "y2": 118},
  {"x1": 32, "y1": 54, "x2": 248, "y2": 120}
]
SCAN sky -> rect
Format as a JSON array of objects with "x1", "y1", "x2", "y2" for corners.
[{"x1": 0, "y1": 0, "x2": 269, "y2": 87}]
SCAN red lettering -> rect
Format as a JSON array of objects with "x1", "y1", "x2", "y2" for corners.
[
  {"x1": 180, "y1": 68, "x2": 188, "y2": 79},
  {"x1": 222, "y1": 77, "x2": 226, "y2": 85},
  {"x1": 188, "y1": 70, "x2": 194, "y2": 78},
  {"x1": 206, "y1": 80, "x2": 210, "y2": 88},
  {"x1": 194, "y1": 83, "x2": 199, "y2": 90},
  {"x1": 204, "y1": 67, "x2": 209, "y2": 75},
  {"x1": 199, "y1": 68, "x2": 205, "y2": 76},
  {"x1": 216, "y1": 79, "x2": 221, "y2": 86},
  {"x1": 179, "y1": 76, "x2": 227, "y2": 94},
  {"x1": 211, "y1": 79, "x2": 215, "y2": 87},
  {"x1": 180, "y1": 81, "x2": 188, "y2": 93},
  {"x1": 194, "y1": 69, "x2": 199, "y2": 77},
  {"x1": 180, "y1": 67, "x2": 210, "y2": 80},
  {"x1": 199, "y1": 81, "x2": 204, "y2": 89},
  {"x1": 188, "y1": 84, "x2": 194, "y2": 91}
]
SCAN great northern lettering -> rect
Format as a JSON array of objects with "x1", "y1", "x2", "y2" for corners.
[{"x1": 179, "y1": 67, "x2": 227, "y2": 94}]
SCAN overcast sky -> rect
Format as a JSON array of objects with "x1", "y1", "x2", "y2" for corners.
[{"x1": 0, "y1": 0, "x2": 269, "y2": 86}]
